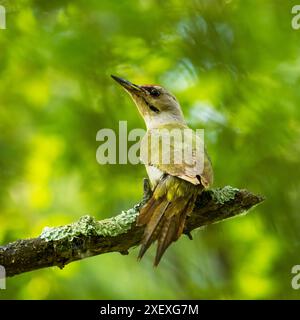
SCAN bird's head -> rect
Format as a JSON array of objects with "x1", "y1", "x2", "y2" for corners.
[{"x1": 111, "y1": 75, "x2": 186, "y2": 129}]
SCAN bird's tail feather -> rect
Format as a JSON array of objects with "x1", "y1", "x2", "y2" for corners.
[{"x1": 137, "y1": 179, "x2": 198, "y2": 266}]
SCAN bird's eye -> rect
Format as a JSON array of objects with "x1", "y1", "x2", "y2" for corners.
[{"x1": 150, "y1": 88, "x2": 160, "y2": 97}]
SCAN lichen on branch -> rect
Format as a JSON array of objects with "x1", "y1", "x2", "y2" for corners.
[{"x1": 41, "y1": 207, "x2": 139, "y2": 241}]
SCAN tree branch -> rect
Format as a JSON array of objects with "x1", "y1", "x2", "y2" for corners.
[{"x1": 0, "y1": 183, "x2": 264, "y2": 277}]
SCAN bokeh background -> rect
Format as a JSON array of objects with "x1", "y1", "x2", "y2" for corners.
[{"x1": 1, "y1": 0, "x2": 300, "y2": 299}]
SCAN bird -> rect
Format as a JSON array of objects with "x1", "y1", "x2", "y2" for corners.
[{"x1": 111, "y1": 75, "x2": 213, "y2": 266}]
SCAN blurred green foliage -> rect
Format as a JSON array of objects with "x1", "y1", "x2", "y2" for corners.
[{"x1": 0, "y1": 0, "x2": 300, "y2": 299}]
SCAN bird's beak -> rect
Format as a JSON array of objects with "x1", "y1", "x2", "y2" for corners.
[{"x1": 111, "y1": 75, "x2": 144, "y2": 94}]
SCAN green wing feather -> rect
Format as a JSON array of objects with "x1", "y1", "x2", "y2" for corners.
[{"x1": 140, "y1": 123, "x2": 213, "y2": 188}]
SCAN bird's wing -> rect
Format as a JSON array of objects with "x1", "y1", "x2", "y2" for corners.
[{"x1": 140, "y1": 126, "x2": 213, "y2": 187}]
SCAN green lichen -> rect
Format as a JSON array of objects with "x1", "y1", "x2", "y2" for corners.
[
  {"x1": 40, "y1": 206, "x2": 139, "y2": 242},
  {"x1": 210, "y1": 186, "x2": 239, "y2": 205},
  {"x1": 96, "y1": 207, "x2": 139, "y2": 237}
]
